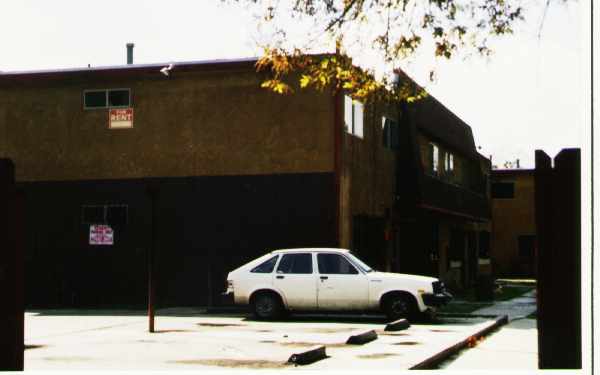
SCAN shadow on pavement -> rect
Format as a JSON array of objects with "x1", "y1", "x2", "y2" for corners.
[{"x1": 243, "y1": 313, "x2": 390, "y2": 325}]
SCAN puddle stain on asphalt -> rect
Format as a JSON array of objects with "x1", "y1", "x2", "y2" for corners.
[
  {"x1": 280, "y1": 342, "x2": 348, "y2": 348},
  {"x1": 393, "y1": 341, "x2": 421, "y2": 346},
  {"x1": 197, "y1": 323, "x2": 246, "y2": 328},
  {"x1": 356, "y1": 353, "x2": 400, "y2": 359},
  {"x1": 25, "y1": 345, "x2": 46, "y2": 350},
  {"x1": 305, "y1": 328, "x2": 353, "y2": 333},
  {"x1": 377, "y1": 331, "x2": 409, "y2": 336},
  {"x1": 171, "y1": 359, "x2": 291, "y2": 369}
]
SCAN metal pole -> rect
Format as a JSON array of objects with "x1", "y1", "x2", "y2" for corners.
[{"x1": 147, "y1": 185, "x2": 158, "y2": 333}]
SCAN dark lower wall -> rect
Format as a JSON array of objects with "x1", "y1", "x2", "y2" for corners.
[{"x1": 20, "y1": 172, "x2": 336, "y2": 308}]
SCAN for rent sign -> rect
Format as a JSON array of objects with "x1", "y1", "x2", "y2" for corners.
[
  {"x1": 109, "y1": 108, "x2": 134, "y2": 129},
  {"x1": 89, "y1": 225, "x2": 114, "y2": 245}
]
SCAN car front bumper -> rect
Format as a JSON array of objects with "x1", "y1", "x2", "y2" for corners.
[{"x1": 422, "y1": 291, "x2": 453, "y2": 307}]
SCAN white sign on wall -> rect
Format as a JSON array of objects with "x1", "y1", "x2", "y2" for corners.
[
  {"x1": 109, "y1": 108, "x2": 134, "y2": 129},
  {"x1": 89, "y1": 224, "x2": 114, "y2": 245}
]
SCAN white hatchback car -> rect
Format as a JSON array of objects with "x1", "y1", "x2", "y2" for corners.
[{"x1": 225, "y1": 248, "x2": 452, "y2": 320}]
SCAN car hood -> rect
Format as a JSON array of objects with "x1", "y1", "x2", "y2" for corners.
[{"x1": 367, "y1": 271, "x2": 438, "y2": 284}]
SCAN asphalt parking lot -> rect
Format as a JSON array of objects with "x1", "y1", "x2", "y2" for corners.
[{"x1": 24, "y1": 309, "x2": 501, "y2": 370}]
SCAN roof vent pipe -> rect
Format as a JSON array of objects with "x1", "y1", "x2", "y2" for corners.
[{"x1": 126, "y1": 43, "x2": 134, "y2": 65}]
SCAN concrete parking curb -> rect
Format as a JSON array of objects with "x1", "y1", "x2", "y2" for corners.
[
  {"x1": 288, "y1": 345, "x2": 327, "y2": 365},
  {"x1": 384, "y1": 319, "x2": 410, "y2": 331},
  {"x1": 409, "y1": 315, "x2": 509, "y2": 370},
  {"x1": 346, "y1": 330, "x2": 378, "y2": 345}
]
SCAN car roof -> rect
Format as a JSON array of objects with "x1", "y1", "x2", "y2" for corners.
[{"x1": 271, "y1": 248, "x2": 350, "y2": 254}]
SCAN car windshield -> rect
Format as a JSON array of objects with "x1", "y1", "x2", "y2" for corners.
[{"x1": 347, "y1": 252, "x2": 374, "y2": 273}]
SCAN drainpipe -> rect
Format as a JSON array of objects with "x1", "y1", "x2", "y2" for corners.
[{"x1": 333, "y1": 90, "x2": 342, "y2": 247}]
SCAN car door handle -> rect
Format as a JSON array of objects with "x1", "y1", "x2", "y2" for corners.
[
  {"x1": 320, "y1": 276, "x2": 328, "y2": 280},
  {"x1": 276, "y1": 275, "x2": 284, "y2": 279}
]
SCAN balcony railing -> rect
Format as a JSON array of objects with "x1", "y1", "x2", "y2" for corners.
[{"x1": 420, "y1": 175, "x2": 491, "y2": 220}]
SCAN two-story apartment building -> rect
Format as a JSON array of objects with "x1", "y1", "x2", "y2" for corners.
[
  {"x1": 490, "y1": 169, "x2": 536, "y2": 277},
  {"x1": 389, "y1": 95, "x2": 492, "y2": 290},
  {"x1": 0, "y1": 55, "x2": 489, "y2": 307}
]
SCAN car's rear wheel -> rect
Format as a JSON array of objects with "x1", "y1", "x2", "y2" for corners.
[
  {"x1": 251, "y1": 292, "x2": 283, "y2": 320},
  {"x1": 384, "y1": 294, "x2": 418, "y2": 322}
]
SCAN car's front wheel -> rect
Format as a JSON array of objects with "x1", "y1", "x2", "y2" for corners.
[
  {"x1": 383, "y1": 294, "x2": 418, "y2": 322},
  {"x1": 251, "y1": 292, "x2": 283, "y2": 320}
]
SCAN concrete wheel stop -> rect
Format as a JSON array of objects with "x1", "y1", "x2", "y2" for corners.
[
  {"x1": 384, "y1": 319, "x2": 410, "y2": 331},
  {"x1": 346, "y1": 330, "x2": 378, "y2": 345},
  {"x1": 287, "y1": 345, "x2": 327, "y2": 365}
]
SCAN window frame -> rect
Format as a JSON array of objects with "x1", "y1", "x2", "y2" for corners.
[
  {"x1": 317, "y1": 252, "x2": 360, "y2": 275},
  {"x1": 81, "y1": 204, "x2": 129, "y2": 225},
  {"x1": 250, "y1": 255, "x2": 280, "y2": 274},
  {"x1": 491, "y1": 182, "x2": 515, "y2": 199},
  {"x1": 343, "y1": 95, "x2": 364, "y2": 139},
  {"x1": 445, "y1": 152, "x2": 454, "y2": 174},
  {"x1": 81, "y1": 205, "x2": 106, "y2": 224},
  {"x1": 106, "y1": 204, "x2": 129, "y2": 226},
  {"x1": 83, "y1": 88, "x2": 131, "y2": 110},
  {"x1": 430, "y1": 143, "x2": 440, "y2": 175},
  {"x1": 276, "y1": 253, "x2": 314, "y2": 274},
  {"x1": 381, "y1": 116, "x2": 400, "y2": 150}
]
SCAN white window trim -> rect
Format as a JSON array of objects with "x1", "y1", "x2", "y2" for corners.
[
  {"x1": 344, "y1": 95, "x2": 364, "y2": 139},
  {"x1": 83, "y1": 88, "x2": 131, "y2": 110}
]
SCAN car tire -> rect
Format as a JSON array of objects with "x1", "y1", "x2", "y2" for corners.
[
  {"x1": 252, "y1": 293, "x2": 282, "y2": 320},
  {"x1": 384, "y1": 294, "x2": 418, "y2": 322}
]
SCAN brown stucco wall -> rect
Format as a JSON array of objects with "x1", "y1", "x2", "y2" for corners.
[
  {"x1": 339, "y1": 98, "x2": 396, "y2": 249},
  {"x1": 0, "y1": 68, "x2": 334, "y2": 181},
  {"x1": 491, "y1": 171, "x2": 536, "y2": 276}
]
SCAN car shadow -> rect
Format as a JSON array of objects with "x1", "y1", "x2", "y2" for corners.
[{"x1": 243, "y1": 313, "x2": 390, "y2": 325}]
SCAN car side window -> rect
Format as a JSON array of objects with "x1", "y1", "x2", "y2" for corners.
[
  {"x1": 250, "y1": 255, "x2": 279, "y2": 273},
  {"x1": 318, "y1": 253, "x2": 359, "y2": 275},
  {"x1": 276, "y1": 253, "x2": 313, "y2": 274}
]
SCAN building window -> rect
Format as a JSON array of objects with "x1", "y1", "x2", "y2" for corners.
[
  {"x1": 344, "y1": 95, "x2": 364, "y2": 139},
  {"x1": 445, "y1": 152, "x2": 454, "y2": 173},
  {"x1": 82, "y1": 204, "x2": 128, "y2": 225},
  {"x1": 430, "y1": 143, "x2": 439, "y2": 175},
  {"x1": 84, "y1": 89, "x2": 131, "y2": 109},
  {"x1": 106, "y1": 205, "x2": 128, "y2": 226},
  {"x1": 518, "y1": 235, "x2": 536, "y2": 258},
  {"x1": 382, "y1": 117, "x2": 399, "y2": 150},
  {"x1": 84, "y1": 91, "x2": 107, "y2": 108},
  {"x1": 491, "y1": 182, "x2": 515, "y2": 198},
  {"x1": 82, "y1": 205, "x2": 105, "y2": 224},
  {"x1": 479, "y1": 231, "x2": 490, "y2": 258}
]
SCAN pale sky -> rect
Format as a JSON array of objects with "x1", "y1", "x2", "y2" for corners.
[{"x1": 0, "y1": 0, "x2": 587, "y2": 168}]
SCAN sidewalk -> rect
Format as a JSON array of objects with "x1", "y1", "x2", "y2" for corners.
[
  {"x1": 440, "y1": 290, "x2": 538, "y2": 370},
  {"x1": 474, "y1": 290, "x2": 537, "y2": 320}
]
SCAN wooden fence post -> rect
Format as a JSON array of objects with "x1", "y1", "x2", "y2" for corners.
[
  {"x1": 0, "y1": 159, "x2": 24, "y2": 371},
  {"x1": 535, "y1": 148, "x2": 581, "y2": 369}
]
